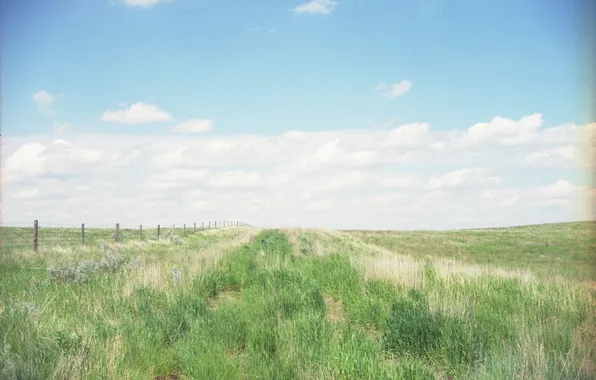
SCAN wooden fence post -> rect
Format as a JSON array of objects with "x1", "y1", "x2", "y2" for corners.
[
  {"x1": 184, "y1": 224, "x2": 186, "y2": 236},
  {"x1": 33, "y1": 220, "x2": 38, "y2": 252},
  {"x1": 140, "y1": 225, "x2": 143, "y2": 241},
  {"x1": 194, "y1": 223, "x2": 196, "y2": 232},
  {"x1": 81, "y1": 223, "x2": 85, "y2": 247},
  {"x1": 157, "y1": 224, "x2": 161, "y2": 240},
  {"x1": 115, "y1": 223, "x2": 120, "y2": 242}
]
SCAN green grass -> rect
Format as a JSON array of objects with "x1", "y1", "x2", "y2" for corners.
[
  {"x1": 346, "y1": 222, "x2": 596, "y2": 282},
  {"x1": 0, "y1": 223, "x2": 594, "y2": 379}
]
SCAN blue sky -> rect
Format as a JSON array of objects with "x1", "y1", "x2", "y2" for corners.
[
  {"x1": 1, "y1": 0, "x2": 589, "y2": 136},
  {"x1": 1, "y1": 0, "x2": 594, "y2": 229}
]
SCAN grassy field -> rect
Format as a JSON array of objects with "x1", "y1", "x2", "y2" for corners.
[{"x1": 0, "y1": 222, "x2": 595, "y2": 379}]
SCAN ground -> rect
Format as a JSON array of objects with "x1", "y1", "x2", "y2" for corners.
[{"x1": 0, "y1": 222, "x2": 595, "y2": 379}]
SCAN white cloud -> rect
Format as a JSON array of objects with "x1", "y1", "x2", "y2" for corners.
[
  {"x1": 32, "y1": 90, "x2": 56, "y2": 114},
  {"x1": 4, "y1": 143, "x2": 47, "y2": 183},
  {"x1": 522, "y1": 145, "x2": 579, "y2": 168},
  {"x1": 155, "y1": 169, "x2": 209, "y2": 183},
  {"x1": 464, "y1": 113, "x2": 543, "y2": 146},
  {"x1": 101, "y1": 102, "x2": 174, "y2": 124},
  {"x1": 283, "y1": 130, "x2": 307, "y2": 142},
  {"x1": 304, "y1": 139, "x2": 380, "y2": 168},
  {"x1": 481, "y1": 188, "x2": 520, "y2": 206},
  {"x1": 528, "y1": 180, "x2": 579, "y2": 200},
  {"x1": 376, "y1": 80, "x2": 412, "y2": 99},
  {"x1": 428, "y1": 168, "x2": 501, "y2": 190},
  {"x1": 207, "y1": 171, "x2": 266, "y2": 190},
  {"x1": 3, "y1": 139, "x2": 104, "y2": 184},
  {"x1": 292, "y1": 0, "x2": 337, "y2": 15},
  {"x1": 378, "y1": 173, "x2": 420, "y2": 188},
  {"x1": 13, "y1": 188, "x2": 40, "y2": 200},
  {"x1": 2, "y1": 114, "x2": 592, "y2": 229},
  {"x1": 172, "y1": 119, "x2": 213, "y2": 134},
  {"x1": 385, "y1": 122, "x2": 430, "y2": 148},
  {"x1": 120, "y1": 0, "x2": 171, "y2": 8}
]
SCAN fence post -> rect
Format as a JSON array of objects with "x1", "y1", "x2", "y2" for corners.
[
  {"x1": 115, "y1": 223, "x2": 120, "y2": 242},
  {"x1": 157, "y1": 224, "x2": 161, "y2": 240},
  {"x1": 81, "y1": 223, "x2": 85, "y2": 247},
  {"x1": 33, "y1": 220, "x2": 38, "y2": 252},
  {"x1": 184, "y1": 224, "x2": 186, "y2": 236},
  {"x1": 140, "y1": 225, "x2": 143, "y2": 241},
  {"x1": 194, "y1": 223, "x2": 196, "y2": 232}
]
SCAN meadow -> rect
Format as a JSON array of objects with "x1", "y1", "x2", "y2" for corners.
[{"x1": 0, "y1": 222, "x2": 594, "y2": 379}]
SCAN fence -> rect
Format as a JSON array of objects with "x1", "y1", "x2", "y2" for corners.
[{"x1": 0, "y1": 220, "x2": 251, "y2": 252}]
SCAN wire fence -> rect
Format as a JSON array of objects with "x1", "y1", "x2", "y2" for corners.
[{"x1": 0, "y1": 220, "x2": 251, "y2": 251}]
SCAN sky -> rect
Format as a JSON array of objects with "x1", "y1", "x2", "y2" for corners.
[{"x1": 1, "y1": 0, "x2": 595, "y2": 230}]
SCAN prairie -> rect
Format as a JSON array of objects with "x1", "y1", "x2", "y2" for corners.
[{"x1": 1, "y1": 222, "x2": 594, "y2": 379}]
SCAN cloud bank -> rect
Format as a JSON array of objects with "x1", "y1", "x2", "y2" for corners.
[{"x1": 2, "y1": 113, "x2": 594, "y2": 230}]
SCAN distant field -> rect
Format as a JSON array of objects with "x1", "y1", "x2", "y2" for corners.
[
  {"x1": 344, "y1": 222, "x2": 596, "y2": 282},
  {"x1": 0, "y1": 223, "x2": 594, "y2": 379}
]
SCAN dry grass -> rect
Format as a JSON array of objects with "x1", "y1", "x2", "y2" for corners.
[
  {"x1": 323, "y1": 295, "x2": 344, "y2": 323},
  {"x1": 207, "y1": 290, "x2": 243, "y2": 310},
  {"x1": 122, "y1": 229, "x2": 258, "y2": 297},
  {"x1": 2, "y1": 225, "x2": 594, "y2": 379},
  {"x1": 281, "y1": 227, "x2": 596, "y2": 378}
]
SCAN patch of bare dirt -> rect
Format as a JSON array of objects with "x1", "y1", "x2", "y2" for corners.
[
  {"x1": 207, "y1": 290, "x2": 243, "y2": 310},
  {"x1": 324, "y1": 295, "x2": 344, "y2": 323},
  {"x1": 225, "y1": 343, "x2": 247, "y2": 359}
]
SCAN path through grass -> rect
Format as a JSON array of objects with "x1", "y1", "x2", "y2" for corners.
[{"x1": 1, "y1": 224, "x2": 594, "y2": 379}]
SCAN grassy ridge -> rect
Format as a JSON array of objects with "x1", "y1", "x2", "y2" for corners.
[{"x1": 0, "y1": 224, "x2": 594, "y2": 379}]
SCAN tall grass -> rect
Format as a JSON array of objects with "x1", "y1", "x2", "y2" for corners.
[{"x1": 0, "y1": 224, "x2": 594, "y2": 379}]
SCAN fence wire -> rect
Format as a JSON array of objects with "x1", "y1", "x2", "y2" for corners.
[{"x1": 0, "y1": 220, "x2": 251, "y2": 251}]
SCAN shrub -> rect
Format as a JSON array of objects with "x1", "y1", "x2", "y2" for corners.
[{"x1": 47, "y1": 246, "x2": 127, "y2": 284}]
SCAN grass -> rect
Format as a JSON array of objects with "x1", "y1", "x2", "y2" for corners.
[
  {"x1": 0, "y1": 223, "x2": 594, "y2": 379},
  {"x1": 345, "y1": 222, "x2": 596, "y2": 282}
]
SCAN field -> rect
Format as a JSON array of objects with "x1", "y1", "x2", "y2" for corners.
[{"x1": 1, "y1": 222, "x2": 595, "y2": 379}]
